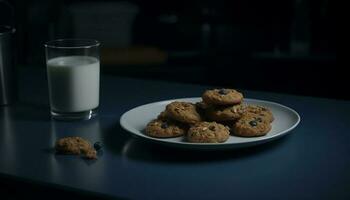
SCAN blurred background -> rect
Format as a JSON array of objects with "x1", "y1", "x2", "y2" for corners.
[{"x1": 1, "y1": 0, "x2": 338, "y2": 98}]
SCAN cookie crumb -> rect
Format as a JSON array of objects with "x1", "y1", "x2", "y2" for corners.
[
  {"x1": 84, "y1": 149, "x2": 97, "y2": 160},
  {"x1": 55, "y1": 136, "x2": 98, "y2": 160}
]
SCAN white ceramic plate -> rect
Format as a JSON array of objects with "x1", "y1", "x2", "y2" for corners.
[{"x1": 120, "y1": 98, "x2": 300, "y2": 150}]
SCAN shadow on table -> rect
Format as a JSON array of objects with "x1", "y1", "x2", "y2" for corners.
[
  {"x1": 0, "y1": 101, "x2": 51, "y2": 122},
  {"x1": 103, "y1": 123, "x2": 293, "y2": 164}
]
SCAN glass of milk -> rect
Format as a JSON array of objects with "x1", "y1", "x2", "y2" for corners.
[{"x1": 44, "y1": 39, "x2": 100, "y2": 120}]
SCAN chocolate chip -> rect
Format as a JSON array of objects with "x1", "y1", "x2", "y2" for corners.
[
  {"x1": 249, "y1": 121, "x2": 258, "y2": 127},
  {"x1": 161, "y1": 122, "x2": 169, "y2": 129},
  {"x1": 218, "y1": 89, "x2": 228, "y2": 95},
  {"x1": 94, "y1": 142, "x2": 103, "y2": 151}
]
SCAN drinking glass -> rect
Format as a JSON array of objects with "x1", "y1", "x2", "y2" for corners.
[{"x1": 44, "y1": 39, "x2": 100, "y2": 120}]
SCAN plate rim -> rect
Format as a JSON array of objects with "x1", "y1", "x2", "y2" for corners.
[{"x1": 120, "y1": 97, "x2": 301, "y2": 149}]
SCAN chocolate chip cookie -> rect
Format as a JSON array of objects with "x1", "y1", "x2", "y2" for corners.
[
  {"x1": 166, "y1": 101, "x2": 202, "y2": 124},
  {"x1": 244, "y1": 105, "x2": 274, "y2": 122},
  {"x1": 202, "y1": 89, "x2": 243, "y2": 105},
  {"x1": 84, "y1": 149, "x2": 98, "y2": 159},
  {"x1": 195, "y1": 101, "x2": 210, "y2": 110},
  {"x1": 187, "y1": 122, "x2": 230, "y2": 143},
  {"x1": 233, "y1": 113, "x2": 271, "y2": 137},
  {"x1": 55, "y1": 136, "x2": 97, "y2": 159},
  {"x1": 146, "y1": 119, "x2": 187, "y2": 138},
  {"x1": 205, "y1": 104, "x2": 245, "y2": 121},
  {"x1": 157, "y1": 111, "x2": 168, "y2": 120}
]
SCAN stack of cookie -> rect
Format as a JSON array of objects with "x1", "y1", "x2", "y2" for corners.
[
  {"x1": 199, "y1": 89, "x2": 273, "y2": 137},
  {"x1": 145, "y1": 88, "x2": 274, "y2": 143}
]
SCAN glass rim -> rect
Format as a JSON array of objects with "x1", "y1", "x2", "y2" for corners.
[{"x1": 44, "y1": 38, "x2": 100, "y2": 49}]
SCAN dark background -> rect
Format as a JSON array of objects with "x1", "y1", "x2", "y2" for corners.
[
  {"x1": 1, "y1": 0, "x2": 338, "y2": 98},
  {"x1": 0, "y1": 1, "x2": 340, "y2": 199}
]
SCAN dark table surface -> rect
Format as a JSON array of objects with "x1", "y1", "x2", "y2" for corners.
[{"x1": 0, "y1": 67, "x2": 349, "y2": 200}]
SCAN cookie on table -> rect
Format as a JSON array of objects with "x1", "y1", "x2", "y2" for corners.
[
  {"x1": 84, "y1": 149, "x2": 97, "y2": 160},
  {"x1": 166, "y1": 101, "x2": 202, "y2": 124},
  {"x1": 244, "y1": 105, "x2": 274, "y2": 122},
  {"x1": 232, "y1": 113, "x2": 271, "y2": 137},
  {"x1": 145, "y1": 119, "x2": 187, "y2": 138},
  {"x1": 187, "y1": 122, "x2": 230, "y2": 143},
  {"x1": 205, "y1": 103, "x2": 245, "y2": 121},
  {"x1": 202, "y1": 89, "x2": 243, "y2": 105},
  {"x1": 55, "y1": 136, "x2": 92, "y2": 155}
]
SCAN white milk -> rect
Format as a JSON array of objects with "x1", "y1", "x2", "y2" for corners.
[{"x1": 47, "y1": 56, "x2": 100, "y2": 112}]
